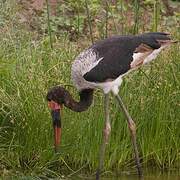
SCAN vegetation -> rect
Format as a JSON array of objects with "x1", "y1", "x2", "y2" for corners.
[{"x1": 0, "y1": 0, "x2": 179, "y2": 178}]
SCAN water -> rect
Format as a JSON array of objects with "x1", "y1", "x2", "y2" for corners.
[
  {"x1": 72, "y1": 169, "x2": 180, "y2": 180},
  {"x1": 4, "y1": 169, "x2": 180, "y2": 179},
  {"x1": 4, "y1": 174, "x2": 180, "y2": 180},
  {"x1": 75, "y1": 174, "x2": 180, "y2": 180},
  {"x1": 100, "y1": 174, "x2": 180, "y2": 180}
]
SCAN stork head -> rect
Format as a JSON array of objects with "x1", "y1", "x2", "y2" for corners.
[
  {"x1": 46, "y1": 86, "x2": 66, "y2": 152},
  {"x1": 46, "y1": 86, "x2": 93, "y2": 151},
  {"x1": 47, "y1": 86, "x2": 67, "y2": 104}
]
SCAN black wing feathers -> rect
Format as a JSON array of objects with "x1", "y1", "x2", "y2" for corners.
[
  {"x1": 83, "y1": 32, "x2": 170, "y2": 83},
  {"x1": 138, "y1": 32, "x2": 170, "y2": 49}
]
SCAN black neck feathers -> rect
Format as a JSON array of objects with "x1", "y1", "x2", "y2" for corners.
[
  {"x1": 47, "y1": 86, "x2": 94, "y2": 112},
  {"x1": 65, "y1": 88, "x2": 93, "y2": 112}
]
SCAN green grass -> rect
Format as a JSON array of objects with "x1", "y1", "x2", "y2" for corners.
[{"x1": 0, "y1": 0, "x2": 180, "y2": 178}]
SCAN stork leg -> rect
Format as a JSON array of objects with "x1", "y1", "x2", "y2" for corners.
[
  {"x1": 115, "y1": 94, "x2": 143, "y2": 177},
  {"x1": 96, "y1": 93, "x2": 111, "y2": 180}
]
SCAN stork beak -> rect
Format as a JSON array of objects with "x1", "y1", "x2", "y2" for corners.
[{"x1": 48, "y1": 101, "x2": 61, "y2": 152}]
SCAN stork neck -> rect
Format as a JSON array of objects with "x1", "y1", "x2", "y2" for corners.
[{"x1": 64, "y1": 89, "x2": 94, "y2": 112}]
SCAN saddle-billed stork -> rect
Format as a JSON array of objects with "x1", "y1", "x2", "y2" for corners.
[{"x1": 47, "y1": 32, "x2": 176, "y2": 179}]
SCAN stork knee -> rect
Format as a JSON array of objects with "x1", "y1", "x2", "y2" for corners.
[
  {"x1": 103, "y1": 122, "x2": 111, "y2": 143},
  {"x1": 128, "y1": 119, "x2": 136, "y2": 135}
]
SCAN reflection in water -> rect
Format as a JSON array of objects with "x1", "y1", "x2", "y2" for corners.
[
  {"x1": 8, "y1": 170, "x2": 180, "y2": 179},
  {"x1": 100, "y1": 175, "x2": 180, "y2": 180},
  {"x1": 73, "y1": 170, "x2": 180, "y2": 180}
]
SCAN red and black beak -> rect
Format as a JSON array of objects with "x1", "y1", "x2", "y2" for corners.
[{"x1": 48, "y1": 101, "x2": 62, "y2": 152}]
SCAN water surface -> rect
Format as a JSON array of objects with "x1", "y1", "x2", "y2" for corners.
[{"x1": 73, "y1": 170, "x2": 180, "y2": 180}]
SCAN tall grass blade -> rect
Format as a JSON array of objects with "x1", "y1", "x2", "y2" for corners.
[
  {"x1": 46, "y1": 0, "x2": 53, "y2": 49},
  {"x1": 104, "y1": 0, "x2": 109, "y2": 38},
  {"x1": 133, "y1": 0, "x2": 140, "y2": 34},
  {"x1": 153, "y1": 0, "x2": 160, "y2": 32},
  {"x1": 85, "y1": 0, "x2": 94, "y2": 43}
]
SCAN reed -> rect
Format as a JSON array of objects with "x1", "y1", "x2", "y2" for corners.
[
  {"x1": 85, "y1": 0, "x2": 94, "y2": 43},
  {"x1": 133, "y1": 0, "x2": 140, "y2": 34},
  {"x1": 153, "y1": 0, "x2": 159, "y2": 32},
  {"x1": 45, "y1": 0, "x2": 53, "y2": 49}
]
